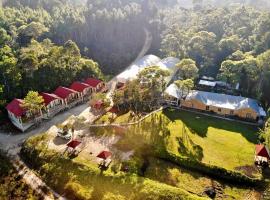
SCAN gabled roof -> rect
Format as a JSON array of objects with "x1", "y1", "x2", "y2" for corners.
[
  {"x1": 84, "y1": 78, "x2": 102, "y2": 88},
  {"x1": 54, "y1": 86, "x2": 78, "y2": 99},
  {"x1": 40, "y1": 92, "x2": 61, "y2": 106},
  {"x1": 255, "y1": 144, "x2": 270, "y2": 159},
  {"x1": 6, "y1": 99, "x2": 25, "y2": 117},
  {"x1": 185, "y1": 90, "x2": 266, "y2": 115},
  {"x1": 70, "y1": 81, "x2": 91, "y2": 92}
]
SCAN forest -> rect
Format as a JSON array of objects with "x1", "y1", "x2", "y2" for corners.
[{"x1": 1, "y1": 0, "x2": 270, "y2": 117}]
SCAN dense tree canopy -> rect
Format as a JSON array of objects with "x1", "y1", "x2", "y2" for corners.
[{"x1": 1, "y1": 0, "x2": 270, "y2": 112}]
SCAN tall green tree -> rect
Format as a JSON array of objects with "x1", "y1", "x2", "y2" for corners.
[
  {"x1": 175, "y1": 59, "x2": 198, "y2": 80},
  {"x1": 21, "y1": 91, "x2": 44, "y2": 117}
]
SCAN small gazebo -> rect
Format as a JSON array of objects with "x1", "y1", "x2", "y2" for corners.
[
  {"x1": 97, "y1": 151, "x2": 112, "y2": 160},
  {"x1": 97, "y1": 150, "x2": 112, "y2": 168},
  {"x1": 66, "y1": 140, "x2": 82, "y2": 155},
  {"x1": 255, "y1": 144, "x2": 270, "y2": 167}
]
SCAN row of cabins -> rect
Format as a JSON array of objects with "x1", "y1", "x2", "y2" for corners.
[
  {"x1": 6, "y1": 78, "x2": 105, "y2": 132},
  {"x1": 164, "y1": 83, "x2": 267, "y2": 124}
]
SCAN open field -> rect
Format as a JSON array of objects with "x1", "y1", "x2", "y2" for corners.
[
  {"x1": 93, "y1": 108, "x2": 259, "y2": 175},
  {"x1": 163, "y1": 109, "x2": 259, "y2": 173}
]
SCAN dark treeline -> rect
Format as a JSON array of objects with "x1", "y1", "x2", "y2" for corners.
[{"x1": 1, "y1": 0, "x2": 270, "y2": 112}]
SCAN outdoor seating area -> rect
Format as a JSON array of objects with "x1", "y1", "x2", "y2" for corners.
[
  {"x1": 255, "y1": 144, "x2": 270, "y2": 168},
  {"x1": 97, "y1": 151, "x2": 112, "y2": 169},
  {"x1": 6, "y1": 77, "x2": 105, "y2": 132}
]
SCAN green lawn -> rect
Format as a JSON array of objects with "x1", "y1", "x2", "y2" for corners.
[
  {"x1": 93, "y1": 109, "x2": 259, "y2": 174},
  {"x1": 163, "y1": 109, "x2": 259, "y2": 172}
]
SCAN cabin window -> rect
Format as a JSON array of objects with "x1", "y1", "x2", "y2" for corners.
[
  {"x1": 230, "y1": 110, "x2": 234, "y2": 115},
  {"x1": 206, "y1": 106, "x2": 209, "y2": 111},
  {"x1": 246, "y1": 113, "x2": 252, "y2": 119},
  {"x1": 218, "y1": 108, "x2": 221, "y2": 112}
]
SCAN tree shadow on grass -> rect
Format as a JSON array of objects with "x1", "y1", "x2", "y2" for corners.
[
  {"x1": 177, "y1": 137, "x2": 204, "y2": 161},
  {"x1": 163, "y1": 108, "x2": 258, "y2": 143}
]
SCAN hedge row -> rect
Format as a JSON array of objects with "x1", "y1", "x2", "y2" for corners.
[{"x1": 157, "y1": 150, "x2": 263, "y2": 186}]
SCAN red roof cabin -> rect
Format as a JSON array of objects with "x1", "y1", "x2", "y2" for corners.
[
  {"x1": 84, "y1": 78, "x2": 105, "y2": 92},
  {"x1": 255, "y1": 144, "x2": 270, "y2": 166},
  {"x1": 6, "y1": 99, "x2": 36, "y2": 132},
  {"x1": 70, "y1": 81, "x2": 93, "y2": 101},
  {"x1": 40, "y1": 92, "x2": 65, "y2": 118},
  {"x1": 54, "y1": 86, "x2": 82, "y2": 109}
]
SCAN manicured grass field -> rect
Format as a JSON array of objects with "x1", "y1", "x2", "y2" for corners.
[
  {"x1": 163, "y1": 109, "x2": 259, "y2": 172},
  {"x1": 94, "y1": 108, "x2": 259, "y2": 173}
]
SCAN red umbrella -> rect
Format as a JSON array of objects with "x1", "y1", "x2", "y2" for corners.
[
  {"x1": 67, "y1": 140, "x2": 81, "y2": 149},
  {"x1": 97, "y1": 151, "x2": 112, "y2": 159}
]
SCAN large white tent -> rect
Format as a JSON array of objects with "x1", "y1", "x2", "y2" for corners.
[{"x1": 116, "y1": 55, "x2": 180, "y2": 84}]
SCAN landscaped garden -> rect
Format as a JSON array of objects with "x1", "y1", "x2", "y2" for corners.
[{"x1": 19, "y1": 107, "x2": 263, "y2": 200}]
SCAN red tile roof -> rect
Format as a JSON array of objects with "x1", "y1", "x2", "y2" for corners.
[
  {"x1": 6, "y1": 99, "x2": 25, "y2": 117},
  {"x1": 70, "y1": 81, "x2": 91, "y2": 92},
  {"x1": 84, "y1": 78, "x2": 102, "y2": 88},
  {"x1": 54, "y1": 87, "x2": 78, "y2": 99},
  {"x1": 255, "y1": 144, "x2": 270, "y2": 159},
  {"x1": 40, "y1": 92, "x2": 61, "y2": 106}
]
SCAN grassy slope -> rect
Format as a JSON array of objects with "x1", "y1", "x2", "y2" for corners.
[
  {"x1": 0, "y1": 153, "x2": 39, "y2": 200},
  {"x1": 163, "y1": 109, "x2": 258, "y2": 171},
  {"x1": 145, "y1": 158, "x2": 260, "y2": 200},
  {"x1": 22, "y1": 135, "x2": 207, "y2": 200}
]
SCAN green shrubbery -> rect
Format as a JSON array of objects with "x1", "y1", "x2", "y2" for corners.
[
  {"x1": 20, "y1": 138, "x2": 207, "y2": 200},
  {"x1": 157, "y1": 150, "x2": 262, "y2": 186}
]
